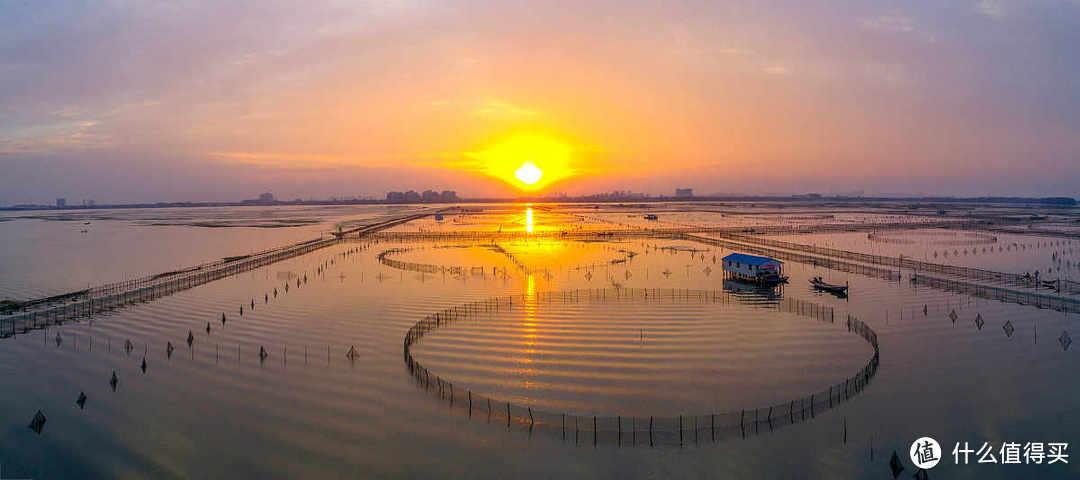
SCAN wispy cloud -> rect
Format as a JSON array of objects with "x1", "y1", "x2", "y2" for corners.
[
  {"x1": 210, "y1": 151, "x2": 404, "y2": 170},
  {"x1": 1, "y1": 0, "x2": 1078, "y2": 201},
  {"x1": 859, "y1": 13, "x2": 937, "y2": 42},
  {"x1": 762, "y1": 65, "x2": 790, "y2": 76},
  {"x1": 429, "y1": 98, "x2": 540, "y2": 118},
  {"x1": 715, "y1": 47, "x2": 756, "y2": 57},
  {"x1": 473, "y1": 100, "x2": 538, "y2": 118},
  {"x1": 976, "y1": 0, "x2": 1005, "y2": 19},
  {"x1": 0, "y1": 118, "x2": 109, "y2": 155},
  {"x1": 860, "y1": 14, "x2": 915, "y2": 33}
]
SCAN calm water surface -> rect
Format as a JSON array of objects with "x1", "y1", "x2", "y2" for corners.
[
  {"x1": 0, "y1": 205, "x2": 428, "y2": 299},
  {"x1": 0, "y1": 204, "x2": 1077, "y2": 479}
]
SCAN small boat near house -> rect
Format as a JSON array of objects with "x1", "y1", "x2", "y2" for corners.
[{"x1": 810, "y1": 276, "x2": 848, "y2": 295}]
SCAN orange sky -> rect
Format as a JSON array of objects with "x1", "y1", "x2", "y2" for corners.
[{"x1": 1, "y1": 1, "x2": 1078, "y2": 202}]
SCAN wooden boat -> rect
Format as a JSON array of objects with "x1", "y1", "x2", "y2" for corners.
[{"x1": 810, "y1": 277, "x2": 848, "y2": 294}]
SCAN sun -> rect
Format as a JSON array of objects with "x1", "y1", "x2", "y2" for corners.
[
  {"x1": 460, "y1": 133, "x2": 577, "y2": 191},
  {"x1": 515, "y1": 162, "x2": 543, "y2": 185}
]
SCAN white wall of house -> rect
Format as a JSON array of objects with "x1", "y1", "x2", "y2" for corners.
[{"x1": 722, "y1": 259, "x2": 781, "y2": 277}]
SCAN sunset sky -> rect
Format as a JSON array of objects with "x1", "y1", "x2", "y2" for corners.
[{"x1": 2, "y1": 1, "x2": 1078, "y2": 204}]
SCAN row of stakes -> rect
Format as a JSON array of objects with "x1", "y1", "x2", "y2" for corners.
[
  {"x1": 422, "y1": 375, "x2": 867, "y2": 448},
  {"x1": 886, "y1": 302, "x2": 1073, "y2": 351},
  {"x1": 24, "y1": 243, "x2": 1071, "y2": 476},
  {"x1": 413, "y1": 367, "x2": 920, "y2": 476},
  {"x1": 863, "y1": 294, "x2": 1069, "y2": 478},
  {"x1": 939, "y1": 306, "x2": 1073, "y2": 350},
  {"x1": 29, "y1": 246, "x2": 368, "y2": 437}
]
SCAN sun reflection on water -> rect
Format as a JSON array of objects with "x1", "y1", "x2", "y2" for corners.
[{"x1": 515, "y1": 273, "x2": 539, "y2": 382}]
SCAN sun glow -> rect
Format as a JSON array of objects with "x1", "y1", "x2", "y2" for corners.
[{"x1": 462, "y1": 134, "x2": 577, "y2": 191}]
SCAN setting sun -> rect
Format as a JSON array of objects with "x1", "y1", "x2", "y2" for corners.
[
  {"x1": 515, "y1": 162, "x2": 543, "y2": 185},
  {"x1": 460, "y1": 133, "x2": 578, "y2": 192}
]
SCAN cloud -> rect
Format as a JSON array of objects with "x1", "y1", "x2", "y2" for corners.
[
  {"x1": 858, "y1": 13, "x2": 937, "y2": 42},
  {"x1": 762, "y1": 65, "x2": 790, "y2": 76},
  {"x1": 715, "y1": 47, "x2": 756, "y2": 57},
  {"x1": 211, "y1": 152, "x2": 402, "y2": 170},
  {"x1": 429, "y1": 98, "x2": 539, "y2": 118},
  {"x1": 1, "y1": 0, "x2": 1079, "y2": 202},
  {"x1": 473, "y1": 100, "x2": 539, "y2": 118},
  {"x1": 976, "y1": 0, "x2": 1005, "y2": 19},
  {"x1": 0, "y1": 118, "x2": 109, "y2": 155},
  {"x1": 859, "y1": 14, "x2": 915, "y2": 33}
]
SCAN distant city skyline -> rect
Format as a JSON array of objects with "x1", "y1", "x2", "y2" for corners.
[
  {"x1": 6, "y1": 184, "x2": 1077, "y2": 209},
  {"x1": 2, "y1": 1, "x2": 1079, "y2": 204},
  {"x1": 4, "y1": 189, "x2": 1076, "y2": 211}
]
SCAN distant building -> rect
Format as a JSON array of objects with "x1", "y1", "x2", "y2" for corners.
[
  {"x1": 675, "y1": 188, "x2": 693, "y2": 198},
  {"x1": 56, "y1": 198, "x2": 66, "y2": 208},
  {"x1": 83, "y1": 199, "x2": 95, "y2": 207},
  {"x1": 387, "y1": 189, "x2": 459, "y2": 203},
  {"x1": 569, "y1": 190, "x2": 650, "y2": 202},
  {"x1": 240, "y1": 192, "x2": 277, "y2": 205}
]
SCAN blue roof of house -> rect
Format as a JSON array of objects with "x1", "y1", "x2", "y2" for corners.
[{"x1": 722, "y1": 253, "x2": 782, "y2": 265}]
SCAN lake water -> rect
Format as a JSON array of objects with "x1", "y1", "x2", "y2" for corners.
[{"x1": 0, "y1": 203, "x2": 1077, "y2": 478}]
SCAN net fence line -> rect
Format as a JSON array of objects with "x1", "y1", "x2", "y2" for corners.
[
  {"x1": 683, "y1": 234, "x2": 1080, "y2": 313},
  {"x1": 0, "y1": 238, "x2": 331, "y2": 317},
  {"x1": 374, "y1": 245, "x2": 632, "y2": 278},
  {"x1": 724, "y1": 231, "x2": 1080, "y2": 291},
  {"x1": 0, "y1": 239, "x2": 339, "y2": 338},
  {"x1": 330, "y1": 211, "x2": 436, "y2": 238},
  {"x1": 986, "y1": 224, "x2": 1080, "y2": 240},
  {"x1": 402, "y1": 288, "x2": 879, "y2": 447},
  {"x1": 718, "y1": 233, "x2": 1080, "y2": 295},
  {"x1": 372, "y1": 229, "x2": 667, "y2": 243},
  {"x1": 866, "y1": 230, "x2": 1000, "y2": 246},
  {"x1": 86, "y1": 238, "x2": 329, "y2": 297},
  {"x1": 1, "y1": 213, "x2": 431, "y2": 319},
  {"x1": 0, "y1": 211, "x2": 437, "y2": 338},
  {"x1": 376, "y1": 248, "x2": 448, "y2": 274},
  {"x1": 367, "y1": 219, "x2": 1003, "y2": 244},
  {"x1": 684, "y1": 234, "x2": 902, "y2": 282},
  {"x1": 375, "y1": 246, "x2": 527, "y2": 276}
]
